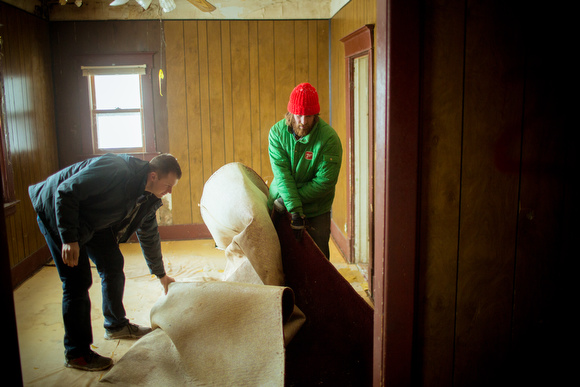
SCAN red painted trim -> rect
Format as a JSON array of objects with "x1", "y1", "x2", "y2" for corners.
[{"x1": 340, "y1": 25, "x2": 374, "y2": 57}]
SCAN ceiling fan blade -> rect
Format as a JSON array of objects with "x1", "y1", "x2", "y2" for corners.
[
  {"x1": 135, "y1": 0, "x2": 153, "y2": 10},
  {"x1": 187, "y1": 0, "x2": 216, "y2": 12}
]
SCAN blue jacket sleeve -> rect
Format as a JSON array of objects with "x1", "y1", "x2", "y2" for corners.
[{"x1": 136, "y1": 210, "x2": 166, "y2": 278}]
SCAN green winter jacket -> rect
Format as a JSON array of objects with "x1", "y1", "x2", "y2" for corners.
[{"x1": 268, "y1": 117, "x2": 342, "y2": 218}]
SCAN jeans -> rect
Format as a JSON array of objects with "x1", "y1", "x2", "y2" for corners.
[
  {"x1": 37, "y1": 216, "x2": 128, "y2": 359},
  {"x1": 306, "y1": 212, "x2": 332, "y2": 259}
]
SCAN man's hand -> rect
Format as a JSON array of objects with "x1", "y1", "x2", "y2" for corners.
[
  {"x1": 159, "y1": 275, "x2": 175, "y2": 294},
  {"x1": 290, "y1": 213, "x2": 306, "y2": 240},
  {"x1": 62, "y1": 242, "x2": 80, "y2": 267}
]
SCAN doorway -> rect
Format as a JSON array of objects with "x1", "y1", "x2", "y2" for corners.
[
  {"x1": 352, "y1": 54, "x2": 371, "y2": 277},
  {"x1": 341, "y1": 25, "x2": 374, "y2": 291}
]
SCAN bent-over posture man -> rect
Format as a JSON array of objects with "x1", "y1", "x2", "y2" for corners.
[
  {"x1": 29, "y1": 153, "x2": 181, "y2": 371},
  {"x1": 268, "y1": 82, "x2": 342, "y2": 258}
]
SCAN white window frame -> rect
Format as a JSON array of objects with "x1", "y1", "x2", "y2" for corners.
[
  {"x1": 83, "y1": 65, "x2": 146, "y2": 153},
  {"x1": 77, "y1": 53, "x2": 156, "y2": 157}
]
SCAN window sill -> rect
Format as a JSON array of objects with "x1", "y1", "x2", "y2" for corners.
[
  {"x1": 4, "y1": 200, "x2": 20, "y2": 217},
  {"x1": 89, "y1": 151, "x2": 161, "y2": 161}
]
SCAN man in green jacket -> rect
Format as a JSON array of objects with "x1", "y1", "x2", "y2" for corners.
[
  {"x1": 268, "y1": 82, "x2": 342, "y2": 258},
  {"x1": 29, "y1": 153, "x2": 181, "y2": 371}
]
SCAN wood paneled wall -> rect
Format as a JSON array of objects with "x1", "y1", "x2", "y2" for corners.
[
  {"x1": 4, "y1": 1, "x2": 572, "y2": 384},
  {"x1": 417, "y1": 0, "x2": 573, "y2": 385},
  {"x1": 0, "y1": 3, "x2": 58, "y2": 270},
  {"x1": 329, "y1": 0, "x2": 376, "y2": 244},
  {"x1": 164, "y1": 20, "x2": 329, "y2": 225}
]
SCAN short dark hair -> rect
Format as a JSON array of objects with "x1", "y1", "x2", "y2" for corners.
[{"x1": 149, "y1": 154, "x2": 182, "y2": 179}]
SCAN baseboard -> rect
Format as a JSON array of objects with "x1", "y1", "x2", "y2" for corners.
[
  {"x1": 11, "y1": 244, "x2": 51, "y2": 289},
  {"x1": 330, "y1": 219, "x2": 350, "y2": 262},
  {"x1": 158, "y1": 223, "x2": 212, "y2": 240},
  {"x1": 126, "y1": 223, "x2": 212, "y2": 242}
]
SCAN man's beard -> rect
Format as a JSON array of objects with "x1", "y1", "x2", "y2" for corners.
[{"x1": 292, "y1": 120, "x2": 313, "y2": 138}]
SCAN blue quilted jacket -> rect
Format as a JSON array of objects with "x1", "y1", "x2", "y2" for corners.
[{"x1": 28, "y1": 153, "x2": 166, "y2": 277}]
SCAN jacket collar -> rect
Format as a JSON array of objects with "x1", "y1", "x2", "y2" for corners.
[{"x1": 116, "y1": 154, "x2": 150, "y2": 199}]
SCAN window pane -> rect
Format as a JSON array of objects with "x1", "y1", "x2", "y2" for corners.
[
  {"x1": 94, "y1": 74, "x2": 141, "y2": 109},
  {"x1": 96, "y1": 113, "x2": 143, "y2": 149}
]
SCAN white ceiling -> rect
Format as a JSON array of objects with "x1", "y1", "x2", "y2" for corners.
[{"x1": 4, "y1": 0, "x2": 350, "y2": 21}]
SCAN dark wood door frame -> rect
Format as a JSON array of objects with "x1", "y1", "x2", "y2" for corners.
[
  {"x1": 1, "y1": 181, "x2": 23, "y2": 385},
  {"x1": 373, "y1": 0, "x2": 420, "y2": 385}
]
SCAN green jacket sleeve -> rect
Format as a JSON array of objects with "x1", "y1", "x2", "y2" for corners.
[
  {"x1": 297, "y1": 133, "x2": 342, "y2": 204},
  {"x1": 268, "y1": 124, "x2": 304, "y2": 214}
]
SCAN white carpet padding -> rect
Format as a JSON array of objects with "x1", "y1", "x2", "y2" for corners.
[
  {"x1": 101, "y1": 282, "x2": 293, "y2": 386},
  {"x1": 199, "y1": 162, "x2": 285, "y2": 286},
  {"x1": 100, "y1": 163, "x2": 304, "y2": 386}
]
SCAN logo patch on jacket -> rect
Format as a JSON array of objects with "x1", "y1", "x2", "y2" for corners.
[{"x1": 305, "y1": 151, "x2": 313, "y2": 160}]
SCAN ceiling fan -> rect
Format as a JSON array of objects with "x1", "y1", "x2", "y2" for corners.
[
  {"x1": 186, "y1": 0, "x2": 216, "y2": 12},
  {"x1": 107, "y1": 0, "x2": 216, "y2": 13}
]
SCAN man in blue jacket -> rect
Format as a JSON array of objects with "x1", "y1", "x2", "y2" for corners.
[{"x1": 29, "y1": 153, "x2": 181, "y2": 371}]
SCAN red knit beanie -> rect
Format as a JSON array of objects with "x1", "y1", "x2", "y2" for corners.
[{"x1": 287, "y1": 83, "x2": 320, "y2": 115}]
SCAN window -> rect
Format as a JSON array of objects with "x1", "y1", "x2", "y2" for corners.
[
  {"x1": 83, "y1": 66, "x2": 146, "y2": 152},
  {"x1": 78, "y1": 54, "x2": 156, "y2": 157}
]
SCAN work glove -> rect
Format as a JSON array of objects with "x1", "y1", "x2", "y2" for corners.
[
  {"x1": 290, "y1": 212, "x2": 306, "y2": 240},
  {"x1": 273, "y1": 197, "x2": 287, "y2": 214}
]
